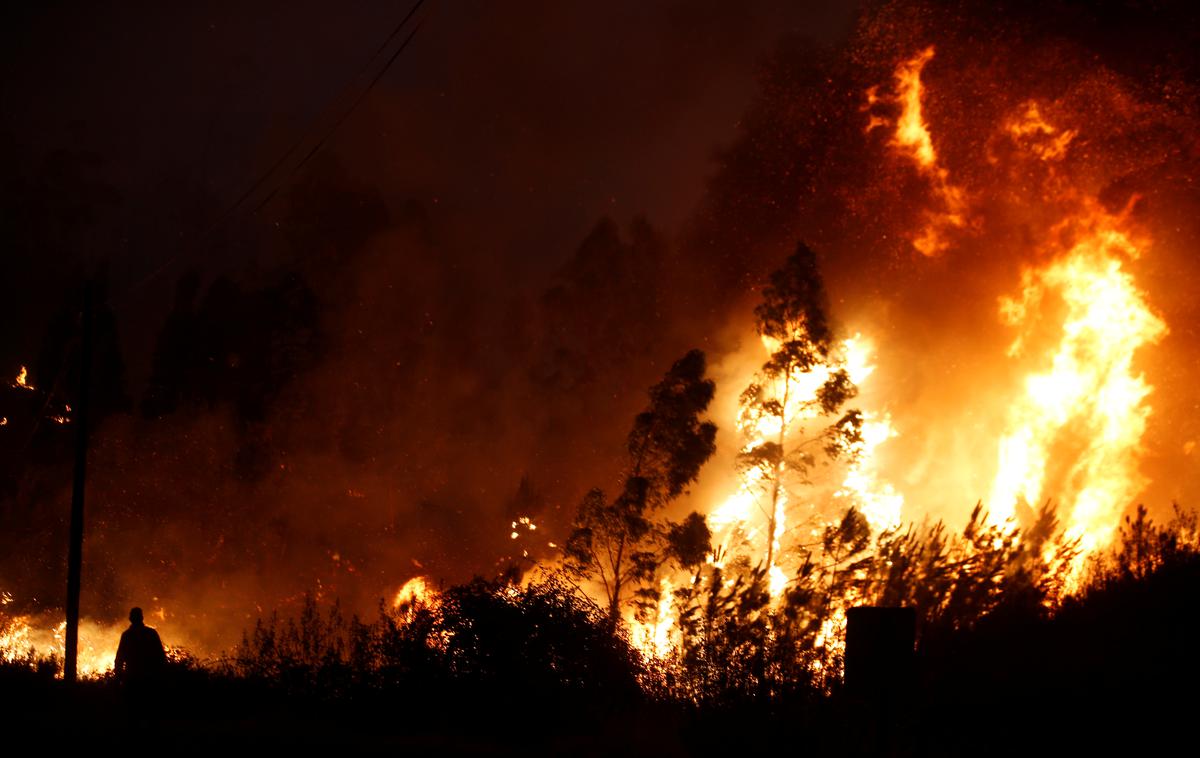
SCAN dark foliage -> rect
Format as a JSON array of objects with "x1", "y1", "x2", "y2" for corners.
[
  {"x1": 565, "y1": 349, "x2": 717, "y2": 624},
  {"x1": 229, "y1": 576, "x2": 644, "y2": 715},
  {"x1": 3, "y1": 512, "x2": 1199, "y2": 752},
  {"x1": 138, "y1": 267, "x2": 322, "y2": 480},
  {"x1": 141, "y1": 269, "x2": 321, "y2": 426},
  {"x1": 755, "y1": 242, "x2": 833, "y2": 359}
]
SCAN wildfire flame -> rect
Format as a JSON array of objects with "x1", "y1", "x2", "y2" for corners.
[
  {"x1": 871, "y1": 46, "x2": 968, "y2": 256},
  {"x1": 617, "y1": 45, "x2": 1170, "y2": 663},
  {"x1": 988, "y1": 204, "x2": 1167, "y2": 553},
  {"x1": 12, "y1": 366, "x2": 34, "y2": 391},
  {"x1": 706, "y1": 334, "x2": 898, "y2": 603},
  {"x1": 628, "y1": 577, "x2": 677, "y2": 659},
  {"x1": 0, "y1": 600, "x2": 160, "y2": 678},
  {"x1": 5, "y1": 364, "x2": 70, "y2": 423},
  {"x1": 892, "y1": 46, "x2": 938, "y2": 168},
  {"x1": 392, "y1": 576, "x2": 436, "y2": 609},
  {"x1": 1, "y1": 38, "x2": 1177, "y2": 683},
  {"x1": 874, "y1": 47, "x2": 1165, "y2": 562},
  {"x1": 1005, "y1": 101, "x2": 1076, "y2": 162}
]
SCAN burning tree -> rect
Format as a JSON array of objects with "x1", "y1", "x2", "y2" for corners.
[
  {"x1": 734, "y1": 243, "x2": 862, "y2": 584},
  {"x1": 565, "y1": 349, "x2": 718, "y2": 626}
]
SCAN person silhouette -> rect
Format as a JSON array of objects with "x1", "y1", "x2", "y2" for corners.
[{"x1": 114, "y1": 606, "x2": 166, "y2": 684}]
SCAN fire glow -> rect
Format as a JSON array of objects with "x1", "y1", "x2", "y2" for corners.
[
  {"x1": 622, "y1": 45, "x2": 1170, "y2": 659},
  {"x1": 0, "y1": 39, "x2": 1179, "y2": 679},
  {"x1": 0, "y1": 598, "x2": 181, "y2": 677}
]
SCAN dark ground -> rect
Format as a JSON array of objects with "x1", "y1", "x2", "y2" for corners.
[{"x1": 3, "y1": 555, "x2": 1197, "y2": 756}]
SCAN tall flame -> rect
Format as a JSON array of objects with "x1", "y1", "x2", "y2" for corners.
[
  {"x1": 988, "y1": 207, "x2": 1167, "y2": 552},
  {"x1": 893, "y1": 46, "x2": 938, "y2": 168}
]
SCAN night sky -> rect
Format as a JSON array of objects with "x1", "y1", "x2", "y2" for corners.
[{"x1": 1, "y1": 1, "x2": 856, "y2": 370}]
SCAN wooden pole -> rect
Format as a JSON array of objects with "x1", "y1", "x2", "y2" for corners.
[{"x1": 64, "y1": 283, "x2": 93, "y2": 683}]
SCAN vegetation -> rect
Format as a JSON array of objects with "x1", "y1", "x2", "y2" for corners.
[
  {"x1": 4, "y1": 247, "x2": 1196, "y2": 752},
  {"x1": 735, "y1": 242, "x2": 861, "y2": 570},
  {"x1": 4, "y1": 509, "x2": 1197, "y2": 752},
  {"x1": 564, "y1": 349, "x2": 717, "y2": 626}
]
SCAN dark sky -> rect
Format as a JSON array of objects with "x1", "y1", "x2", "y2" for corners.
[{"x1": 1, "y1": 1, "x2": 857, "y2": 380}]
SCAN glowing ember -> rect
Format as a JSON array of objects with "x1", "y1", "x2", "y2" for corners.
[
  {"x1": 509, "y1": 515, "x2": 543, "y2": 557},
  {"x1": 511, "y1": 515, "x2": 538, "y2": 539}
]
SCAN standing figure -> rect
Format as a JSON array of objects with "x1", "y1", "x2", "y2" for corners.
[{"x1": 114, "y1": 606, "x2": 166, "y2": 685}]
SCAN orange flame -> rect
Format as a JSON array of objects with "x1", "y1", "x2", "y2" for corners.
[
  {"x1": 988, "y1": 204, "x2": 1167, "y2": 554},
  {"x1": 0, "y1": 598, "x2": 177, "y2": 678},
  {"x1": 12, "y1": 366, "x2": 34, "y2": 391},
  {"x1": 621, "y1": 50, "x2": 1170, "y2": 665},
  {"x1": 1005, "y1": 101, "x2": 1076, "y2": 161},
  {"x1": 392, "y1": 576, "x2": 436, "y2": 608},
  {"x1": 893, "y1": 46, "x2": 938, "y2": 168},
  {"x1": 871, "y1": 46, "x2": 968, "y2": 256}
]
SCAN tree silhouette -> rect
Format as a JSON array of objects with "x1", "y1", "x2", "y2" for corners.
[
  {"x1": 737, "y1": 242, "x2": 860, "y2": 571},
  {"x1": 565, "y1": 349, "x2": 718, "y2": 625}
]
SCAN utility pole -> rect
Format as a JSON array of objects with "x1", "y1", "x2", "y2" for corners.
[{"x1": 64, "y1": 282, "x2": 93, "y2": 683}]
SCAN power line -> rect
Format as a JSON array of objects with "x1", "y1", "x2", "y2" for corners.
[
  {"x1": 220, "y1": 0, "x2": 426, "y2": 228},
  {"x1": 250, "y1": 18, "x2": 425, "y2": 216},
  {"x1": 116, "y1": 0, "x2": 428, "y2": 307}
]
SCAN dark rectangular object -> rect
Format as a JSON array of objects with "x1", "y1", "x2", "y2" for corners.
[{"x1": 844, "y1": 606, "x2": 915, "y2": 697}]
